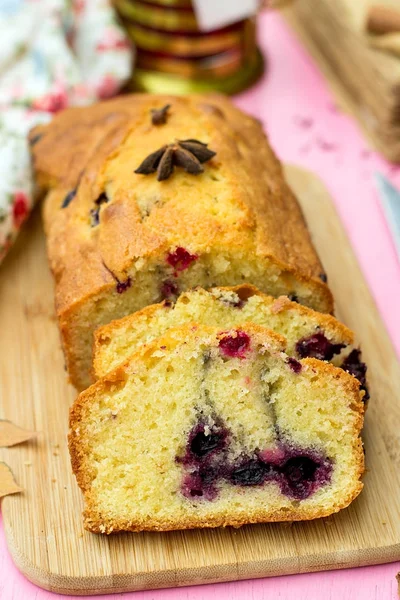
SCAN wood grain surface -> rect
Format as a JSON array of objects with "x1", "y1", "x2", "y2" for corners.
[
  {"x1": 284, "y1": 1, "x2": 400, "y2": 162},
  {"x1": 0, "y1": 165, "x2": 399, "y2": 595}
]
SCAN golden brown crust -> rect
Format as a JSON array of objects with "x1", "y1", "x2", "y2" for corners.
[
  {"x1": 69, "y1": 323, "x2": 365, "y2": 534},
  {"x1": 81, "y1": 477, "x2": 364, "y2": 533},
  {"x1": 35, "y1": 94, "x2": 332, "y2": 309},
  {"x1": 33, "y1": 94, "x2": 333, "y2": 388}
]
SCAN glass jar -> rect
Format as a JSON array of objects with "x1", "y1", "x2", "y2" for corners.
[{"x1": 115, "y1": 0, "x2": 264, "y2": 94}]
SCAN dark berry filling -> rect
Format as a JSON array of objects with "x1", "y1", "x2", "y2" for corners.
[
  {"x1": 61, "y1": 189, "x2": 76, "y2": 208},
  {"x1": 277, "y1": 446, "x2": 332, "y2": 500},
  {"x1": 178, "y1": 420, "x2": 229, "y2": 499},
  {"x1": 182, "y1": 469, "x2": 218, "y2": 500},
  {"x1": 161, "y1": 280, "x2": 178, "y2": 300},
  {"x1": 116, "y1": 277, "x2": 131, "y2": 294},
  {"x1": 191, "y1": 430, "x2": 223, "y2": 457},
  {"x1": 178, "y1": 421, "x2": 332, "y2": 502},
  {"x1": 228, "y1": 449, "x2": 331, "y2": 500},
  {"x1": 219, "y1": 331, "x2": 250, "y2": 358},
  {"x1": 179, "y1": 422, "x2": 228, "y2": 466},
  {"x1": 341, "y1": 349, "x2": 369, "y2": 401},
  {"x1": 287, "y1": 357, "x2": 302, "y2": 373},
  {"x1": 296, "y1": 332, "x2": 345, "y2": 361},
  {"x1": 230, "y1": 459, "x2": 271, "y2": 486},
  {"x1": 166, "y1": 247, "x2": 198, "y2": 273},
  {"x1": 319, "y1": 273, "x2": 328, "y2": 283},
  {"x1": 280, "y1": 456, "x2": 319, "y2": 499},
  {"x1": 288, "y1": 294, "x2": 299, "y2": 303}
]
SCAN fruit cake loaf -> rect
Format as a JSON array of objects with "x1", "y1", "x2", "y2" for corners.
[
  {"x1": 69, "y1": 323, "x2": 364, "y2": 534},
  {"x1": 93, "y1": 284, "x2": 368, "y2": 399},
  {"x1": 31, "y1": 93, "x2": 332, "y2": 390}
]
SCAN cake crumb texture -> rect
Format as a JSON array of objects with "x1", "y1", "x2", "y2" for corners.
[
  {"x1": 93, "y1": 284, "x2": 358, "y2": 380},
  {"x1": 69, "y1": 323, "x2": 364, "y2": 534}
]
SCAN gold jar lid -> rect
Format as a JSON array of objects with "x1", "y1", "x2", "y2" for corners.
[{"x1": 129, "y1": 50, "x2": 264, "y2": 95}]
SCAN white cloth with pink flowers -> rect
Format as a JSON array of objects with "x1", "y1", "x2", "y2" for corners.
[{"x1": 0, "y1": 0, "x2": 133, "y2": 263}]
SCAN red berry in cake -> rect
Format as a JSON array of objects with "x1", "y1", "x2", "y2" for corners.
[
  {"x1": 296, "y1": 332, "x2": 345, "y2": 361},
  {"x1": 218, "y1": 330, "x2": 250, "y2": 358},
  {"x1": 182, "y1": 470, "x2": 218, "y2": 500},
  {"x1": 161, "y1": 280, "x2": 178, "y2": 300},
  {"x1": 166, "y1": 247, "x2": 198, "y2": 273},
  {"x1": 287, "y1": 357, "x2": 302, "y2": 373},
  {"x1": 12, "y1": 192, "x2": 29, "y2": 228}
]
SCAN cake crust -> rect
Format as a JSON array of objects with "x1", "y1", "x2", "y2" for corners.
[{"x1": 31, "y1": 94, "x2": 333, "y2": 389}]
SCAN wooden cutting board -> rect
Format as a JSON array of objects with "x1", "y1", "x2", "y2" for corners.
[
  {"x1": 284, "y1": 1, "x2": 400, "y2": 162},
  {"x1": 1, "y1": 165, "x2": 400, "y2": 595}
]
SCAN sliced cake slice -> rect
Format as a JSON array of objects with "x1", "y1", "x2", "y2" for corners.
[
  {"x1": 70, "y1": 323, "x2": 365, "y2": 534},
  {"x1": 93, "y1": 284, "x2": 368, "y2": 399}
]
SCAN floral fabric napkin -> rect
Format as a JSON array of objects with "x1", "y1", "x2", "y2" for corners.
[{"x1": 0, "y1": 0, "x2": 133, "y2": 263}]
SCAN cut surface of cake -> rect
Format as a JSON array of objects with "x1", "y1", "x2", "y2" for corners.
[
  {"x1": 69, "y1": 323, "x2": 364, "y2": 534},
  {"x1": 31, "y1": 93, "x2": 332, "y2": 389},
  {"x1": 93, "y1": 285, "x2": 368, "y2": 399}
]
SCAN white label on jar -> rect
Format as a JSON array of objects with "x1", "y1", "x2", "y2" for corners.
[{"x1": 192, "y1": 0, "x2": 258, "y2": 32}]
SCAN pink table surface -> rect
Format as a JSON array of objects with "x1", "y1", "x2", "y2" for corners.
[{"x1": 1, "y1": 10, "x2": 400, "y2": 600}]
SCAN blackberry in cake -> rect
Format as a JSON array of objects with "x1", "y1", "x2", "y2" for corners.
[
  {"x1": 31, "y1": 94, "x2": 332, "y2": 390},
  {"x1": 69, "y1": 324, "x2": 364, "y2": 534},
  {"x1": 93, "y1": 284, "x2": 368, "y2": 399}
]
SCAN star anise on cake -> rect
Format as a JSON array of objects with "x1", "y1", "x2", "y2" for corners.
[{"x1": 134, "y1": 139, "x2": 216, "y2": 181}]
